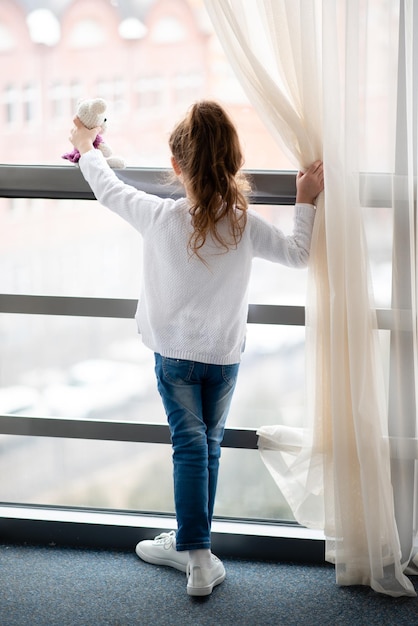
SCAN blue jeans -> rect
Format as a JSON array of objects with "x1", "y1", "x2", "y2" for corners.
[{"x1": 154, "y1": 354, "x2": 239, "y2": 551}]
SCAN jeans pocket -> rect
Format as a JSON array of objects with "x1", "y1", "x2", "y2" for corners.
[
  {"x1": 161, "y1": 357, "x2": 195, "y2": 384},
  {"x1": 221, "y1": 363, "x2": 240, "y2": 387}
]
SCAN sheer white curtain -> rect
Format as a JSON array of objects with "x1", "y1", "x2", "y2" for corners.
[
  {"x1": 389, "y1": 0, "x2": 418, "y2": 578},
  {"x1": 205, "y1": 0, "x2": 417, "y2": 597}
]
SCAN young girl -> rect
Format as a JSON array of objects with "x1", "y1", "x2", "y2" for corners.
[{"x1": 69, "y1": 100, "x2": 324, "y2": 597}]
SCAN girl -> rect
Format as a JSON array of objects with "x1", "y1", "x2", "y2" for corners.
[{"x1": 69, "y1": 100, "x2": 323, "y2": 597}]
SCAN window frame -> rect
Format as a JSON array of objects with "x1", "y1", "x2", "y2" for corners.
[
  {"x1": 1, "y1": 1, "x2": 411, "y2": 566},
  {"x1": 0, "y1": 164, "x2": 396, "y2": 561}
]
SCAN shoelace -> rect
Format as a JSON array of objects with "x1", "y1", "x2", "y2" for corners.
[{"x1": 153, "y1": 531, "x2": 176, "y2": 548}]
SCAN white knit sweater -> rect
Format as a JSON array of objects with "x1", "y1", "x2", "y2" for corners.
[{"x1": 79, "y1": 149, "x2": 316, "y2": 364}]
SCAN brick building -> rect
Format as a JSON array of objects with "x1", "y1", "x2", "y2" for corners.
[
  {"x1": 0, "y1": 0, "x2": 287, "y2": 168},
  {"x1": 1, "y1": 0, "x2": 211, "y2": 165}
]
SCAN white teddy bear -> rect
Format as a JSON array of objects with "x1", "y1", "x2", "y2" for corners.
[{"x1": 63, "y1": 97, "x2": 126, "y2": 169}]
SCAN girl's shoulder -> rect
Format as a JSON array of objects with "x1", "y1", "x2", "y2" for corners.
[
  {"x1": 149, "y1": 196, "x2": 190, "y2": 227},
  {"x1": 246, "y1": 207, "x2": 269, "y2": 227}
]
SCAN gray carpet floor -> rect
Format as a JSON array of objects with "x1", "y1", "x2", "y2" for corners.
[{"x1": 0, "y1": 543, "x2": 417, "y2": 625}]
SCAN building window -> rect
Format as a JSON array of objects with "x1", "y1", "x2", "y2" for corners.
[
  {"x1": 3, "y1": 84, "x2": 18, "y2": 125},
  {"x1": 70, "y1": 80, "x2": 83, "y2": 114},
  {"x1": 22, "y1": 83, "x2": 37, "y2": 123},
  {"x1": 0, "y1": 22, "x2": 15, "y2": 52},
  {"x1": 50, "y1": 82, "x2": 67, "y2": 119},
  {"x1": 68, "y1": 19, "x2": 105, "y2": 49},
  {"x1": 150, "y1": 16, "x2": 187, "y2": 44},
  {"x1": 136, "y1": 76, "x2": 165, "y2": 111},
  {"x1": 173, "y1": 72, "x2": 204, "y2": 104}
]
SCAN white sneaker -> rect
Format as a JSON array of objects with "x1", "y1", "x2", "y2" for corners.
[
  {"x1": 186, "y1": 555, "x2": 226, "y2": 596},
  {"x1": 135, "y1": 531, "x2": 189, "y2": 573}
]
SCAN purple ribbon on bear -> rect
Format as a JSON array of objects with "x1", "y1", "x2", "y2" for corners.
[{"x1": 62, "y1": 134, "x2": 104, "y2": 163}]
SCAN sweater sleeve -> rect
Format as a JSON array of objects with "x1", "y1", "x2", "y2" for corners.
[
  {"x1": 249, "y1": 204, "x2": 316, "y2": 268},
  {"x1": 78, "y1": 148, "x2": 171, "y2": 234}
]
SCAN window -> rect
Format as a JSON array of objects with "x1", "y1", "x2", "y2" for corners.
[
  {"x1": 50, "y1": 82, "x2": 67, "y2": 120},
  {"x1": 0, "y1": 0, "x2": 289, "y2": 168},
  {"x1": 0, "y1": 0, "x2": 393, "y2": 545},
  {"x1": 22, "y1": 83, "x2": 37, "y2": 123},
  {"x1": 68, "y1": 19, "x2": 106, "y2": 49},
  {"x1": 26, "y1": 9, "x2": 60, "y2": 47},
  {"x1": 0, "y1": 22, "x2": 15, "y2": 52},
  {"x1": 69, "y1": 80, "x2": 82, "y2": 113},
  {"x1": 3, "y1": 84, "x2": 18, "y2": 125},
  {"x1": 150, "y1": 16, "x2": 187, "y2": 44},
  {"x1": 136, "y1": 76, "x2": 165, "y2": 112}
]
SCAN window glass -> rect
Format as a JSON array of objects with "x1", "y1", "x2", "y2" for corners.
[
  {"x1": 363, "y1": 206, "x2": 393, "y2": 309},
  {"x1": 0, "y1": 436, "x2": 293, "y2": 520},
  {"x1": 0, "y1": 315, "x2": 306, "y2": 428},
  {"x1": 0, "y1": 0, "x2": 291, "y2": 169},
  {"x1": 0, "y1": 198, "x2": 308, "y2": 304},
  {"x1": 0, "y1": 313, "x2": 299, "y2": 521},
  {"x1": 0, "y1": 0, "x2": 394, "y2": 525},
  {"x1": 0, "y1": 198, "x2": 140, "y2": 298}
]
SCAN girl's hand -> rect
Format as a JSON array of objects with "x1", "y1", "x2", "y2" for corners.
[
  {"x1": 296, "y1": 160, "x2": 324, "y2": 205},
  {"x1": 69, "y1": 117, "x2": 101, "y2": 155}
]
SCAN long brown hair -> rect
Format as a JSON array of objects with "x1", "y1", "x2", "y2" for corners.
[{"x1": 169, "y1": 101, "x2": 250, "y2": 260}]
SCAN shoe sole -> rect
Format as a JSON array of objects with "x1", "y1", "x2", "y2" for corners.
[
  {"x1": 186, "y1": 571, "x2": 226, "y2": 596},
  {"x1": 135, "y1": 545, "x2": 188, "y2": 573}
]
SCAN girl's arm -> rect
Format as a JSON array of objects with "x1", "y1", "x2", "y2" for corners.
[
  {"x1": 250, "y1": 160, "x2": 324, "y2": 268},
  {"x1": 69, "y1": 117, "x2": 170, "y2": 234}
]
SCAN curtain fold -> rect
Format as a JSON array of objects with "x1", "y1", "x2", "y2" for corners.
[
  {"x1": 388, "y1": 0, "x2": 418, "y2": 575},
  {"x1": 205, "y1": 0, "x2": 416, "y2": 597}
]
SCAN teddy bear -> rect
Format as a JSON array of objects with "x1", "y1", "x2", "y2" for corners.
[{"x1": 62, "y1": 97, "x2": 126, "y2": 169}]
